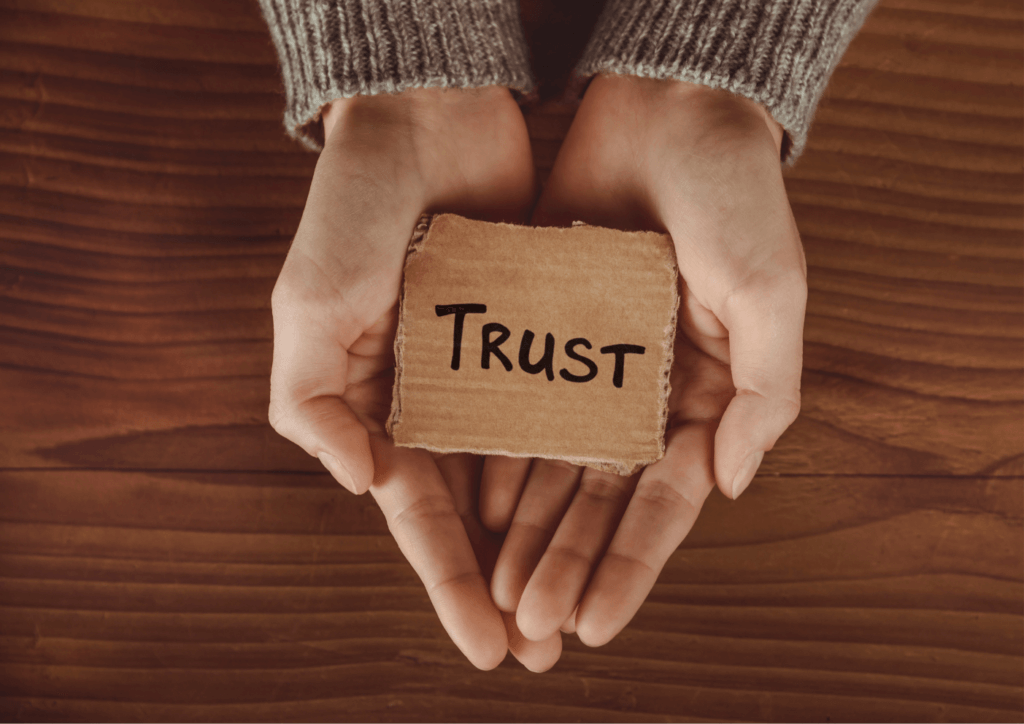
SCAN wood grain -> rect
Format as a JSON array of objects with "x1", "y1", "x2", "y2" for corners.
[{"x1": 0, "y1": 0, "x2": 1021, "y2": 720}]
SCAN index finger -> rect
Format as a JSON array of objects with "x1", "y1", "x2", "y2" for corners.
[
  {"x1": 574, "y1": 421, "x2": 716, "y2": 648},
  {"x1": 368, "y1": 435, "x2": 508, "y2": 670}
]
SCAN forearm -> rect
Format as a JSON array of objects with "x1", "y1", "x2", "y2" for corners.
[
  {"x1": 575, "y1": 0, "x2": 879, "y2": 163},
  {"x1": 258, "y1": 0, "x2": 535, "y2": 150}
]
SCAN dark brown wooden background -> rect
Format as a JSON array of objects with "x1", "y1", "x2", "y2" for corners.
[{"x1": 1, "y1": 0, "x2": 1022, "y2": 720}]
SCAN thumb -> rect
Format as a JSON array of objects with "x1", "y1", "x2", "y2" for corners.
[
  {"x1": 713, "y1": 271, "x2": 806, "y2": 499},
  {"x1": 269, "y1": 383, "x2": 376, "y2": 496},
  {"x1": 269, "y1": 302, "x2": 376, "y2": 494},
  {"x1": 288, "y1": 397, "x2": 374, "y2": 495}
]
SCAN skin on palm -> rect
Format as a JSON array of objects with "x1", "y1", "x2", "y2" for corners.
[
  {"x1": 269, "y1": 75, "x2": 805, "y2": 668},
  {"x1": 482, "y1": 74, "x2": 807, "y2": 646},
  {"x1": 268, "y1": 86, "x2": 563, "y2": 671}
]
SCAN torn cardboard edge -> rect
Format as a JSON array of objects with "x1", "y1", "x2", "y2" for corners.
[
  {"x1": 386, "y1": 213, "x2": 432, "y2": 446},
  {"x1": 386, "y1": 213, "x2": 679, "y2": 477}
]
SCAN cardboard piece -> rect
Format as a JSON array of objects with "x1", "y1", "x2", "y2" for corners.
[{"x1": 386, "y1": 213, "x2": 679, "y2": 476}]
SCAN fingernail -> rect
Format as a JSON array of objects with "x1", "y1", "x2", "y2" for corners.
[
  {"x1": 731, "y1": 451, "x2": 764, "y2": 499},
  {"x1": 318, "y1": 452, "x2": 356, "y2": 493}
]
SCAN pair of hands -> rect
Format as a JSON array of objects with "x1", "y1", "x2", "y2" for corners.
[{"x1": 269, "y1": 75, "x2": 807, "y2": 672}]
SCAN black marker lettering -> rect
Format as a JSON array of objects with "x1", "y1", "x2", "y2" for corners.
[
  {"x1": 559, "y1": 337, "x2": 598, "y2": 383},
  {"x1": 599, "y1": 344, "x2": 646, "y2": 388},
  {"x1": 435, "y1": 303, "x2": 486, "y2": 370},
  {"x1": 481, "y1": 323, "x2": 513, "y2": 371},
  {"x1": 519, "y1": 329, "x2": 555, "y2": 381}
]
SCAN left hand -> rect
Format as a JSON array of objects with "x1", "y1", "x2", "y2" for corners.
[{"x1": 480, "y1": 74, "x2": 807, "y2": 646}]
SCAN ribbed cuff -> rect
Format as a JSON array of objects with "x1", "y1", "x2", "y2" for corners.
[
  {"x1": 259, "y1": 0, "x2": 535, "y2": 150},
  {"x1": 576, "y1": 0, "x2": 878, "y2": 163}
]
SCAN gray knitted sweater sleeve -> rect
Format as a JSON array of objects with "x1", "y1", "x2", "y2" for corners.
[
  {"x1": 257, "y1": 0, "x2": 534, "y2": 150},
  {"x1": 258, "y1": 0, "x2": 877, "y2": 161},
  {"x1": 576, "y1": 0, "x2": 879, "y2": 162}
]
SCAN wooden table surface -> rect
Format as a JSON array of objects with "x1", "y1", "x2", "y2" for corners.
[{"x1": 1, "y1": 0, "x2": 1022, "y2": 721}]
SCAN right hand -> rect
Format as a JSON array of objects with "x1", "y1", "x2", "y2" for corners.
[{"x1": 268, "y1": 86, "x2": 561, "y2": 671}]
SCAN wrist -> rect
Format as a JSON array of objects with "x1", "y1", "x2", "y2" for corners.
[
  {"x1": 321, "y1": 86, "x2": 534, "y2": 221},
  {"x1": 679, "y1": 79, "x2": 787, "y2": 158},
  {"x1": 588, "y1": 74, "x2": 787, "y2": 158}
]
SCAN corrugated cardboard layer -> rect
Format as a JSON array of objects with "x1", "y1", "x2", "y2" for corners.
[{"x1": 387, "y1": 213, "x2": 679, "y2": 476}]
